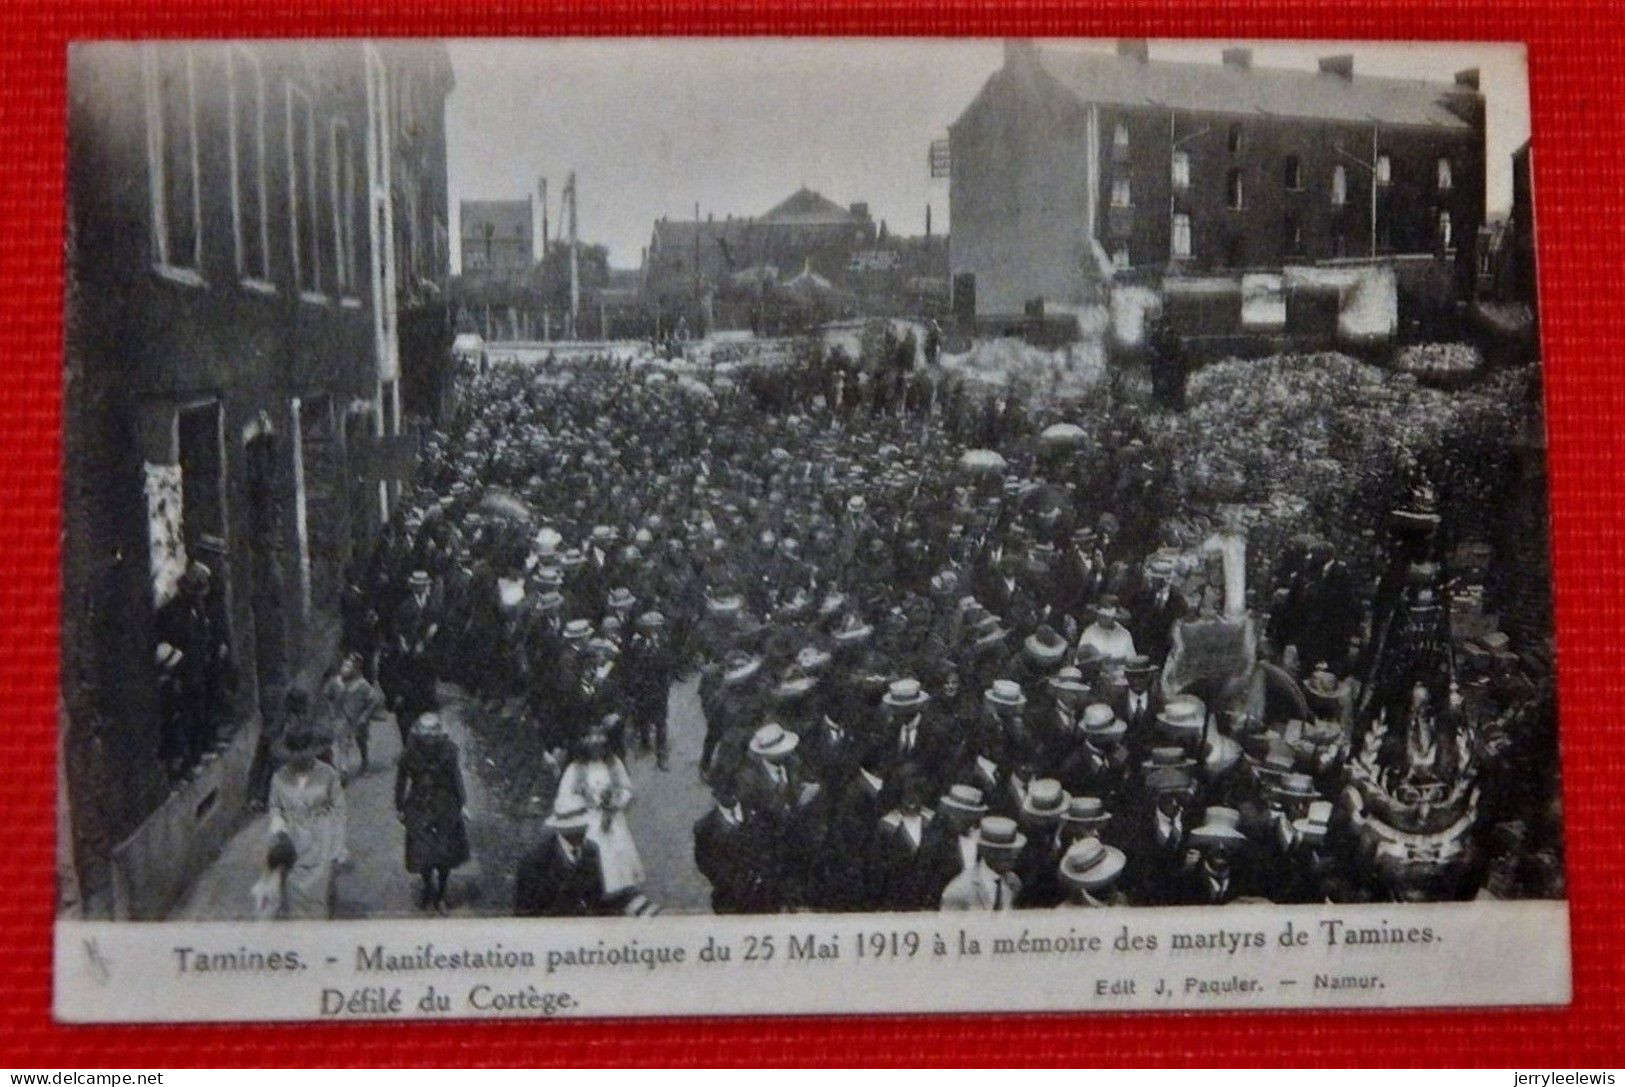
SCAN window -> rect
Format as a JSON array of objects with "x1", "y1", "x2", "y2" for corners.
[
  {"x1": 286, "y1": 85, "x2": 320, "y2": 295},
  {"x1": 1171, "y1": 149, "x2": 1190, "y2": 189},
  {"x1": 1438, "y1": 211, "x2": 1453, "y2": 250},
  {"x1": 1226, "y1": 168, "x2": 1244, "y2": 210},
  {"x1": 1113, "y1": 121, "x2": 1130, "y2": 149},
  {"x1": 330, "y1": 120, "x2": 358, "y2": 295},
  {"x1": 143, "y1": 46, "x2": 202, "y2": 276},
  {"x1": 1376, "y1": 154, "x2": 1392, "y2": 186},
  {"x1": 1331, "y1": 164, "x2": 1348, "y2": 206},
  {"x1": 1437, "y1": 157, "x2": 1453, "y2": 192},
  {"x1": 1111, "y1": 245, "x2": 1130, "y2": 271},
  {"x1": 1284, "y1": 155, "x2": 1302, "y2": 190},
  {"x1": 1227, "y1": 122, "x2": 1244, "y2": 155},
  {"x1": 1110, "y1": 176, "x2": 1132, "y2": 208},
  {"x1": 1171, "y1": 213, "x2": 1192, "y2": 259},
  {"x1": 227, "y1": 47, "x2": 269, "y2": 285}
]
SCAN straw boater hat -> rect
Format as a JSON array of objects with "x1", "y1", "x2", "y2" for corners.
[
  {"x1": 1156, "y1": 693, "x2": 1207, "y2": 743},
  {"x1": 1189, "y1": 807, "x2": 1249, "y2": 850},
  {"x1": 773, "y1": 671, "x2": 820, "y2": 703},
  {"x1": 155, "y1": 642, "x2": 183, "y2": 670},
  {"x1": 1270, "y1": 772, "x2": 1321, "y2": 801},
  {"x1": 558, "y1": 548, "x2": 587, "y2": 569},
  {"x1": 1061, "y1": 795, "x2": 1113, "y2": 830},
  {"x1": 1081, "y1": 703, "x2": 1128, "y2": 742},
  {"x1": 590, "y1": 524, "x2": 619, "y2": 544},
  {"x1": 1023, "y1": 624, "x2": 1069, "y2": 666},
  {"x1": 562, "y1": 619, "x2": 594, "y2": 643},
  {"x1": 606, "y1": 587, "x2": 637, "y2": 612},
  {"x1": 1020, "y1": 778, "x2": 1069, "y2": 822},
  {"x1": 818, "y1": 592, "x2": 847, "y2": 619},
  {"x1": 406, "y1": 568, "x2": 431, "y2": 590},
  {"x1": 749, "y1": 722, "x2": 800, "y2": 761},
  {"x1": 534, "y1": 590, "x2": 564, "y2": 613},
  {"x1": 882, "y1": 678, "x2": 930, "y2": 710},
  {"x1": 831, "y1": 614, "x2": 874, "y2": 645},
  {"x1": 1122, "y1": 654, "x2": 1157, "y2": 678},
  {"x1": 546, "y1": 797, "x2": 593, "y2": 832},
  {"x1": 1093, "y1": 595, "x2": 1126, "y2": 622},
  {"x1": 722, "y1": 650, "x2": 763, "y2": 685},
  {"x1": 707, "y1": 592, "x2": 744, "y2": 616},
  {"x1": 636, "y1": 610, "x2": 667, "y2": 631},
  {"x1": 1048, "y1": 666, "x2": 1091, "y2": 697},
  {"x1": 970, "y1": 621, "x2": 1010, "y2": 653},
  {"x1": 1058, "y1": 836, "x2": 1128, "y2": 892},
  {"x1": 1145, "y1": 555, "x2": 1177, "y2": 581},
  {"x1": 939, "y1": 784, "x2": 988, "y2": 817},
  {"x1": 796, "y1": 646, "x2": 832, "y2": 673},
  {"x1": 977, "y1": 815, "x2": 1027, "y2": 857},
  {"x1": 983, "y1": 679, "x2": 1027, "y2": 710},
  {"x1": 533, "y1": 565, "x2": 564, "y2": 589},
  {"x1": 1144, "y1": 747, "x2": 1196, "y2": 770}
]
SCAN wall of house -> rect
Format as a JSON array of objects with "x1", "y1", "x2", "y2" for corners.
[
  {"x1": 62, "y1": 42, "x2": 445, "y2": 917},
  {"x1": 949, "y1": 63, "x2": 1100, "y2": 318},
  {"x1": 1092, "y1": 95, "x2": 1484, "y2": 274},
  {"x1": 950, "y1": 53, "x2": 1486, "y2": 324}
]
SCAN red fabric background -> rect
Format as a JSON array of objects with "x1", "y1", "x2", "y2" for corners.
[{"x1": 5, "y1": 0, "x2": 1622, "y2": 1067}]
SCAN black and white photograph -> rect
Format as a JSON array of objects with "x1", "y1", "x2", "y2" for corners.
[{"x1": 56, "y1": 36, "x2": 1564, "y2": 1020}]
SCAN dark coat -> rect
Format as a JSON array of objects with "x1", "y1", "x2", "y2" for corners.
[
  {"x1": 693, "y1": 807, "x2": 778, "y2": 913},
  {"x1": 514, "y1": 834, "x2": 605, "y2": 917},
  {"x1": 394, "y1": 734, "x2": 470, "y2": 874},
  {"x1": 867, "y1": 809, "x2": 940, "y2": 910}
]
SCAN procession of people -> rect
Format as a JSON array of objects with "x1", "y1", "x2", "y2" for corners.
[{"x1": 280, "y1": 327, "x2": 1554, "y2": 921}]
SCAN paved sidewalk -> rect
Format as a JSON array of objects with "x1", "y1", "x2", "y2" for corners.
[{"x1": 170, "y1": 690, "x2": 489, "y2": 920}]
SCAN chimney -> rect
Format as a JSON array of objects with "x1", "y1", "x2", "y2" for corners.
[
  {"x1": 1221, "y1": 47, "x2": 1252, "y2": 70},
  {"x1": 1116, "y1": 39, "x2": 1149, "y2": 63},
  {"x1": 1318, "y1": 54, "x2": 1354, "y2": 80},
  {"x1": 1454, "y1": 68, "x2": 1481, "y2": 90}
]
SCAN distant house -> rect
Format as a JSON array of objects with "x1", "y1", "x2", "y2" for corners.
[
  {"x1": 460, "y1": 198, "x2": 534, "y2": 277},
  {"x1": 642, "y1": 187, "x2": 877, "y2": 302},
  {"x1": 948, "y1": 40, "x2": 1487, "y2": 321}
]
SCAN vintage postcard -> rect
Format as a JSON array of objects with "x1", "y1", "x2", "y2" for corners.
[{"x1": 56, "y1": 37, "x2": 1565, "y2": 1022}]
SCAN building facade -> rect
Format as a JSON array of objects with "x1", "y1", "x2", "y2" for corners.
[
  {"x1": 459, "y1": 198, "x2": 534, "y2": 277},
  {"x1": 949, "y1": 41, "x2": 1486, "y2": 320},
  {"x1": 61, "y1": 41, "x2": 452, "y2": 918}
]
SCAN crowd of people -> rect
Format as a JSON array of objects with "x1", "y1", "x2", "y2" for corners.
[{"x1": 246, "y1": 330, "x2": 1554, "y2": 919}]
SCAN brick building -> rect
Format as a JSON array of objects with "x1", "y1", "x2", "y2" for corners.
[
  {"x1": 459, "y1": 198, "x2": 534, "y2": 277},
  {"x1": 642, "y1": 188, "x2": 878, "y2": 330},
  {"x1": 948, "y1": 41, "x2": 1486, "y2": 321},
  {"x1": 61, "y1": 41, "x2": 452, "y2": 918}
]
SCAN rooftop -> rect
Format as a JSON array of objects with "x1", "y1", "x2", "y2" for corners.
[
  {"x1": 1009, "y1": 43, "x2": 1479, "y2": 132},
  {"x1": 460, "y1": 199, "x2": 533, "y2": 242}
]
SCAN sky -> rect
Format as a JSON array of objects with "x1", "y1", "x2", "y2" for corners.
[{"x1": 445, "y1": 38, "x2": 1529, "y2": 271}]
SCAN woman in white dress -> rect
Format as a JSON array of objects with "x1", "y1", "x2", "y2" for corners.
[
  {"x1": 264, "y1": 702, "x2": 347, "y2": 920},
  {"x1": 553, "y1": 720, "x2": 644, "y2": 902}
]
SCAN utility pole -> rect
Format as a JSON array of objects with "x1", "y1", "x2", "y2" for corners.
[
  {"x1": 563, "y1": 172, "x2": 580, "y2": 339},
  {"x1": 538, "y1": 177, "x2": 549, "y2": 259},
  {"x1": 1334, "y1": 120, "x2": 1383, "y2": 259}
]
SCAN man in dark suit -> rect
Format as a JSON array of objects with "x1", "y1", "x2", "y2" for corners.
[
  {"x1": 514, "y1": 801, "x2": 605, "y2": 917},
  {"x1": 693, "y1": 782, "x2": 776, "y2": 914},
  {"x1": 1113, "y1": 656, "x2": 1164, "y2": 761},
  {"x1": 805, "y1": 749, "x2": 890, "y2": 912},
  {"x1": 384, "y1": 569, "x2": 440, "y2": 740},
  {"x1": 876, "y1": 678, "x2": 955, "y2": 794},
  {"x1": 1130, "y1": 557, "x2": 1188, "y2": 666},
  {"x1": 867, "y1": 767, "x2": 939, "y2": 911}
]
